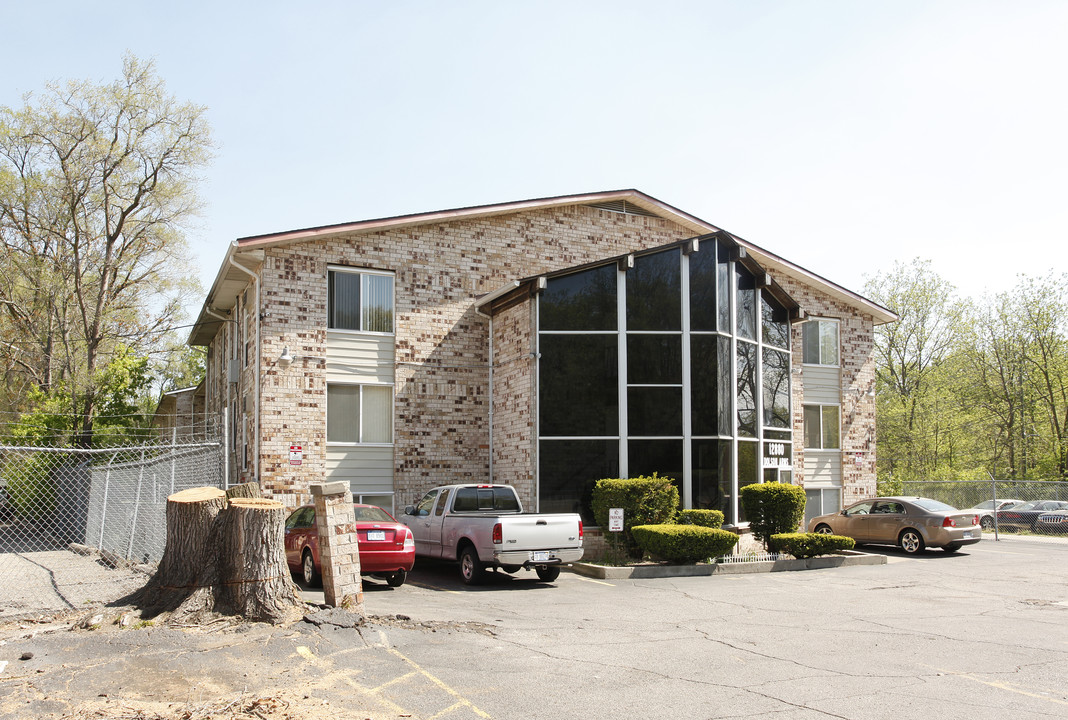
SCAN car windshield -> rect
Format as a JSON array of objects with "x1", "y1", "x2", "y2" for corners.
[
  {"x1": 353, "y1": 505, "x2": 393, "y2": 522},
  {"x1": 971, "y1": 500, "x2": 997, "y2": 510},
  {"x1": 1013, "y1": 502, "x2": 1037, "y2": 511},
  {"x1": 909, "y1": 498, "x2": 957, "y2": 513}
]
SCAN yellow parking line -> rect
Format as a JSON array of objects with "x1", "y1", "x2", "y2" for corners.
[
  {"x1": 384, "y1": 645, "x2": 492, "y2": 718},
  {"x1": 929, "y1": 666, "x2": 1068, "y2": 706},
  {"x1": 408, "y1": 581, "x2": 463, "y2": 594},
  {"x1": 368, "y1": 670, "x2": 419, "y2": 693}
]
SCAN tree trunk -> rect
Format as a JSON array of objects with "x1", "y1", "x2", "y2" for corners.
[
  {"x1": 133, "y1": 488, "x2": 304, "y2": 625},
  {"x1": 215, "y1": 498, "x2": 303, "y2": 624},
  {"x1": 225, "y1": 481, "x2": 262, "y2": 500},
  {"x1": 134, "y1": 486, "x2": 226, "y2": 612}
]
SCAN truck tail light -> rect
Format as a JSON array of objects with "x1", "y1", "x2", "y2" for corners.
[
  {"x1": 403, "y1": 527, "x2": 415, "y2": 549},
  {"x1": 492, "y1": 522, "x2": 502, "y2": 544},
  {"x1": 578, "y1": 520, "x2": 584, "y2": 539},
  {"x1": 942, "y1": 517, "x2": 956, "y2": 528}
]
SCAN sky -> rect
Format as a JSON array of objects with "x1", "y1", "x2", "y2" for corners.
[{"x1": 3, "y1": 1, "x2": 1067, "y2": 318}]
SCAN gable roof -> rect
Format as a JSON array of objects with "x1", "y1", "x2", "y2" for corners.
[{"x1": 189, "y1": 189, "x2": 895, "y2": 345}]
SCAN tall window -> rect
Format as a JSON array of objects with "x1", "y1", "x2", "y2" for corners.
[
  {"x1": 327, "y1": 383, "x2": 393, "y2": 444},
  {"x1": 328, "y1": 268, "x2": 394, "y2": 333},
  {"x1": 802, "y1": 319, "x2": 838, "y2": 365},
  {"x1": 803, "y1": 404, "x2": 840, "y2": 449}
]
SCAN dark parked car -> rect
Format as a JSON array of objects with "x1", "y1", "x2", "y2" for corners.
[
  {"x1": 808, "y1": 496, "x2": 981, "y2": 554},
  {"x1": 284, "y1": 503, "x2": 416, "y2": 587},
  {"x1": 1035, "y1": 509, "x2": 1068, "y2": 534},
  {"x1": 996, "y1": 500, "x2": 1068, "y2": 532}
]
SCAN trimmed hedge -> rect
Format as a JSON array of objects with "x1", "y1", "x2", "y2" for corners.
[
  {"x1": 676, "y1": 508, "x2": 724, "y2": 529},
  {"x1": 740, "y1": 483, "x2": 807, "y2": 545},
  {"x1": 631, "y1": 524, "x2": 739, "y2": 564},
  {"x1": 592, "y1": 475, "x2": 679, "y2": 558},
  {"x1": 769, "y1": 532, "x2": 855, "y2": 559}
]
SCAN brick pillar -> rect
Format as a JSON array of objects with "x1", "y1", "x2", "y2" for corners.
[{"x1": 310, "y1": 481, "x2": 363, "y2": 610}]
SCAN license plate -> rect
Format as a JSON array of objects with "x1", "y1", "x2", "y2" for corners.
[
  {"x1": 367, "y1": 530, "x2": 386, "y2": 541},
  {"x1": 962, "y1": 531, "x2": 973, "y2": 539},
  {"x1": 532, "y1": 551, "x2": 550, "y2": 562}
]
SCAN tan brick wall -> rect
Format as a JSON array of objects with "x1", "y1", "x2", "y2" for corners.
[
  {"x1": 781, "y1": 276, "x2": 878, "y2": 503},
  {"x1": 215, "y1": 204, "x2": 698, "y2": 509},
  {"x1": 489, "y1": 297, "x2": 537, "y2": 510}
]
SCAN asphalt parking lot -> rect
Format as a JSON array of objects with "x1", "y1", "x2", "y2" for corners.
[{"x1": 2, "y1": 535, "x2": 1067, "y2": 719}]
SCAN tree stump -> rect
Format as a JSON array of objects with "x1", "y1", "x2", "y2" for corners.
[
  {"x1": 215, "y1": 498, "x2": 303, "y2": 624},
  {"x1": 134, "y1": 487, "x2": 226, "y2": 612},
  {"x1": 133, "y1": 487, "x2": 304, "y2": 625},
  {"x1": 224, "y1": 481, "x2": 262, "y2": 501}
]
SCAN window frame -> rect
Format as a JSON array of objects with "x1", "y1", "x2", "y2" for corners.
[
  {"x1": 803, "y1": 403, "x2": 841, "y2": 450},
  {"x1": 326, "y1": 382, "x2": 395, "y2": 446},
  {"x1": 801, "y1": 318, "x2": 840, "y2": 367},
  {"x1": 327, "y1": 265, "x2": 395, "y2": 335}
]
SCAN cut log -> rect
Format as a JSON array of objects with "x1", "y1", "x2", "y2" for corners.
[
  {"x1": 224, "y1": 481, "x2": 262, "y2": 501},
  {"x1": 134, "y1": 487, "x2": 226, "y2": 612},
  {"x1": 132, "y1": 488, "x2": 304, "y2": 625},
  {"x1": 215, "y1": 498, "x2": 303, "y2": 624}
]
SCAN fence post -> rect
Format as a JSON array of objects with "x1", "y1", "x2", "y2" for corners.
[
  {"x1": 98, "y1": 451, "x2": 119, "y2": 551},
  {"x1": 127, "y1": 448, "x2": 146, "y2": 561},
  {"x1": 223, "y1": 406, "x2": 230, "y2": 490},
  {"x1": 170, "y1": 426, "x2": 177, "y2": 496},
  {"x1": 988, "y1": 471, "x2": 999, "y2": 540}
]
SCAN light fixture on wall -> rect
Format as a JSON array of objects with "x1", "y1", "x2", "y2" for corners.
[
  {"x1": 277, "y1": 347, "x2": 293, "y2": 369},
  {"x1": 866, "y1": 387, "x2": 876, "y2": 398}
]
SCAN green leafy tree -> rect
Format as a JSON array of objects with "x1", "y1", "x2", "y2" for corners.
[{"x1": 0, "y1": 54, "x2": 212, "y2": 446}]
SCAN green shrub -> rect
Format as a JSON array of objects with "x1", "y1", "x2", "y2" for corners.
[
  {"x1": 676, "y1": 509, "x2": 724, "y2": 529},
  {"x1": 632, "y1": 524, "x2": 739, "y2": 563},
  {"x1": 591, "y1": 475, "x2": 679, "y2": 558},
  {"x1": 740, "y1": 483, "x2": 807, "y2": 546},
  {"x1": 769, "y1": 532, "x2": 855, "y2": 559}
]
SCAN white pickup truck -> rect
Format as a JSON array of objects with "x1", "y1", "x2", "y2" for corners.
[{"x1": 400, "y1": 484, "x2": 584, "y2": 585}]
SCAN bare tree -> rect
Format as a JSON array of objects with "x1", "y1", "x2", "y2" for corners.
[{"x1": 0, "y1": 54, "x2": 212, "y2": 444}]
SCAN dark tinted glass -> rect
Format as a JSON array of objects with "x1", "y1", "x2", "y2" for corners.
[
  {"x1": 690, "y1": 334, "x2": 730, "y2": 436},
  {"x1": 737, "y1": 440, "x2": 759, "y2": 522},
  {"x1": 627, "y1": 249, "x2": 681, "y2": 331},
  {"x1": 627, "y1": 440, "x2": 683, "y2": 490},
  {"x1": 540, "y1": 265, "x2": 617, "y2": 331},
  {"x1": 736, "y1": 267, "x2": 756, "y2": 340},
  {"x1": 627, "y1": 387, "x2": 682, "y2": 436},
  {"x1": 761, "y1": 293, "x2": 789, "y2": 349},
  {"x1": 764, "y1": 428, "x2": 791, "y2": 441},
  {"x1": 692, "y1": 439, "x2": 731, "y2": 519},
  {"x1": 762, "y1": 348, "x2": 791, "y2": 428},
  {"x1": 539, "y1": 334, "x2": 618, "y2": 436},
  {"x1": 539, "y1": 439, "x2": 619, "y2": 522},
  {"x1": 627, "y1": 334, "x2": 682, "y2": 385},
  {"x1": 802, "y1": 321, "x2": 820, "y2": 363},
  {"x1": 689, "y1": 240, "x2": 717, "y2": 331},
  {"x1": 718, "y1": 243, "x2": 731, "y2": 330},
  {"x1": 737, "y1": 341, "x2": 757, "y2": 437}
]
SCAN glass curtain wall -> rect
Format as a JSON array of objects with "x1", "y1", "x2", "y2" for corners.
[{"x1": 538, "y1": 236, "x2": 793, "y2": 524}]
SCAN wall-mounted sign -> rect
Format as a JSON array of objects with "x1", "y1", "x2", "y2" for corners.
[
  {"x1": 289, "y1": 444, "x2": 303, "y2": 466},
  {"x1": 762, "y1": 441, "x2": 792, "y2": 469}
]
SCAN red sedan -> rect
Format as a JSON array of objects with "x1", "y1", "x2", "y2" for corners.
[{"x1": 284, "y1": 503, "x2": 415, "y2": 587}]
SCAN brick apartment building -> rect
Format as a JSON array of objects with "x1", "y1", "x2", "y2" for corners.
[{"x1": 186, "y1": 189, "x2": 896, "y2": 527}]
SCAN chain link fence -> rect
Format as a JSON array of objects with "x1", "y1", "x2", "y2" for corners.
[
  {"x1": 0, "y1": 438, "x2": 224, "y2": 620},
  {"x1": 900, "y1": 479, "x2": 1068, "y2": 542}
]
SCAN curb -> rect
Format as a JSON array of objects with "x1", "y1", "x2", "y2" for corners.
[{"x1": 568, "y1": 551, "x2": 887, "y2": 579}]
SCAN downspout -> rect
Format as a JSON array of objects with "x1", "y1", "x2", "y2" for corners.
[
  {"x1": 205, "y1": 306, "x2": 233, "y2": 488},
  {"x1": 228, "y1": 256, "x2": 261, "y2": 484},
  {"x1": 474, "y1": 305, "x2": 494, "y2": 484}
]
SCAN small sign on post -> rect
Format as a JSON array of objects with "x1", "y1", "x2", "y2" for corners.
[
  {"x1": 608, "y1": 507, "x2": 624, "y2": 532},
  {"x1": 289, "y1": 445, "x2": 303, "y2": 466}
]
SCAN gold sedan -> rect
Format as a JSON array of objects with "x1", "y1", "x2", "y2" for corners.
[{"x1": 808, "y1": 496, "x2": 981, "y2": 554}]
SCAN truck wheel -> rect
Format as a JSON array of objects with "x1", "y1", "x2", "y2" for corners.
[
  {"x1": 535, "y1": 565, "x2": 561, "y2": 582},
  {"x1": 459, "y1": 546, "x2": 484, "y2": 585}
]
